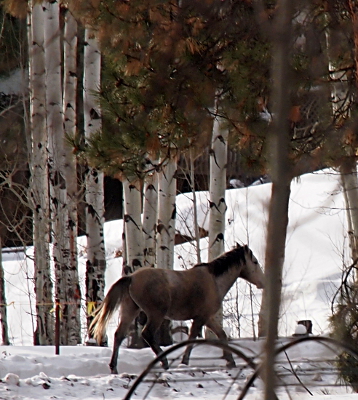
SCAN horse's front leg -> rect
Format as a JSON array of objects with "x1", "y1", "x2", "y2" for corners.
[
  {"x1": 205, "y1": 317, "x2": 236, "y2": 368},
  {"x1": 181, "y1": 318, "x2": 205, "y2": 366}
]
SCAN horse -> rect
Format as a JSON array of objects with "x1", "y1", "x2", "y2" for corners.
[{"x1": 89, "y1": 243, "x2": 265, "y2": 373}]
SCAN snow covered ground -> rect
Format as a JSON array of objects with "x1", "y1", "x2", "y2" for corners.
[{"x1": 1, "y1": 169, "x2": 356, "y2": 399}]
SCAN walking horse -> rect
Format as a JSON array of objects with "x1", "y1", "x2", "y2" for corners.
[{"x1": 90, "y1": 243, "x2": 265, "y2": 373}]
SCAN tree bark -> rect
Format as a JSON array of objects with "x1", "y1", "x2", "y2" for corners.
[
  {"x1": 156, "y1": 156, "x2": 177, "y2": 271},
  {"x1": 206, "y1": 101, "x2": 228, "y2": 336},
  {"x1": 189, "y1": 146, "x2": 202, "y2": 264},
  {"x1": 29, "y1": 0, "x2": 54, "y2": 346},
  {"x1": 142, "y1": 170, "x2": 158, "y2": 268},
  {"x1": 62, "y1": 6, "x2": 82, "y2": 345},
  {"x1": 156, "y1": 155, "x2": 177, "y2": 345},
  {"x1": 83, "y1": 29, "x2": 106, "y2": 340},
  {"x1": 259, "y1": 1, "x2": 293, "y2": 399},
  {"x1": 45, "y1": 0, "x2": 81, "y2": 346},
  {"x1": 122, "y1": 177, "x2": 144, "y2": 274}
]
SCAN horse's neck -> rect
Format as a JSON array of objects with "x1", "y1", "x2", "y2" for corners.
[{"x1": 215, "y1": 265, "x2": 241, "y2": 299}]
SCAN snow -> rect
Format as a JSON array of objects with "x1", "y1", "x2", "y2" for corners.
[{"x1": 1, "y1": 168, "x2": 356, "y2": 399}]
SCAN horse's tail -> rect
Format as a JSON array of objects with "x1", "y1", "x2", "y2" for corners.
[{"x1": 89, "y1": 276, "x2": 132, "y2": 344}]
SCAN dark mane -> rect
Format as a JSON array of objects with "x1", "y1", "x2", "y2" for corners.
[{"x1": 194, "y1": 246, "x2": 246, "y2": 277}]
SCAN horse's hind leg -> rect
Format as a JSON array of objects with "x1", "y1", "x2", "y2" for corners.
[
  {"x1": 109, "y1": 298, "x2": 139, "y2": 374},
  {"x1": 141, "y1": 317, "x2": 168, "y2": 370},
  {"x1": 181, "y1": 318, "x2": 205, "y2": 366},
  {"x1": 205, "y1": 317, "x2": 236, "y2": 368}
]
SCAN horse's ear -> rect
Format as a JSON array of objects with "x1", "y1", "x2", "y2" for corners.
[{"x1": 235, "y1": 242, "x2": 241, "y2": 248}]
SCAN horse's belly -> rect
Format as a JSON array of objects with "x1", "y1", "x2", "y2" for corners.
[
  {"x1": 166, "y1": 294, "x2": 218, "y2": 321},
  {"x1": 166, "y1": 308, "x2": 196, "y2": 321}
]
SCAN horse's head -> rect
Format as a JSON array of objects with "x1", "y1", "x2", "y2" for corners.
[{"x1": 239, "y1": 244, "x2": 265, "y2": 289}]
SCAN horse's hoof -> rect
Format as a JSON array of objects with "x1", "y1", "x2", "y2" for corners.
[
  {"x1": 161, "y1": 361, "x2": 169, "y2": 370},
  {"x1": 110, "y1": 366, "x2": 118, "y2": 374},
  {"x1": 181, "y1": 357, "x2": 189, "y2": 366}
]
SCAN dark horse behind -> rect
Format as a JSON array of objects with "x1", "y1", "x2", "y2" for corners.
[{"x1": 90, "y1": 244, "x2": 265, "y2": 373}]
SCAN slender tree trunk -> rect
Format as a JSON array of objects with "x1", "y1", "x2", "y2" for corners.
[
  {"x1": 0, "y1": 237, "x2": 10, "y2": 345},
  {"x1": 208, "y1": 106, "x2": 228, "y2": 261},
  {"x1": 156, "y1": 155, "x2": 177, "y2": 345},
  {"x1": 206, "y1": 102, "x2": 228, "y2": 336},
  {"x1": 142, "y1": 170, "x2": 158, "y2": 268},
  {"x1": 83, "y1": 29, "x2": 106, "y2": 341},
  {"x1": 260, "y1": 1, "x2": 293, "y2": 399},
  {"x1": 63, "y1": 6, "x2": 81, "y2": 344},
  {"x1": 122, "y1": 176, "x2": 146, "y2": 347},
  {"x1": 341, "y1": 165, "x2": 358, "y2": 267},
  {"x1": 122, "y1": 177, "x2": 144, "y2": 274},
  {"x1": 189, "y1": 147, "x2": 201, "y2": 264},
  {"x1": 45, "y1": 0, "x2": 76, "y2": 346},
  {"x1": 156, "y1": 155, "x2": 177, "y2": 271},
  {"x1": 29, "y1": 0, "x2": 54, "y2": 346}
]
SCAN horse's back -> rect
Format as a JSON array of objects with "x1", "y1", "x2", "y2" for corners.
[{"x1": 128, "y1": 267, "x2": 220, "y2": 321}]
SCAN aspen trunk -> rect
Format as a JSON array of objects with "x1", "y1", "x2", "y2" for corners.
[
  {"x1": 62, "y1": 6, "x2": 81, "y2": 344},
  {"x1": 142, "y1": 170, "x2": 158, "y2": 268},
  {"x1": 83, "y1": 29, "x2": 106, "y2": 340},
  {"x1": 156, "y1": 156, "x2": 177, "y2": 271},
  {"x1": 45, "y1": 0, "x2": 78, "y2": 346},
  {"x1": 206, "y1": 103, "x2": 228, "y2": 336},
  {"x1": 122, "y1": 177, "x2": 144, "y2": 274},
  {"x1": 156, "y1": 155, "x2": 177, "y2": 346},
  {"x1": 122, "y1": 176, "x2": 145, "y2": 347},
  {"x1": 29, "y1": 0, "x2": 53, "y2": 346},
  {"x1": 189, "y1": 147, "x2": 202, "y2": 264}
]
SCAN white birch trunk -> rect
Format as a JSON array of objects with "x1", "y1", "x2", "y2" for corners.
[
  {"x1": 156, "y1": 156, "x2": 177, "y2": 270},
  {"x1": 206, "y1": 107, "x2": 228, "y2": 336},
  {"x1": 122, "y1": 177, "x2": 144, "y2": 273},
  {"x1": 189, "y1": 147, "x2": 202, "y2": 264},
  {"x1": 45, "y1": 0, "x2": 73, "y2": 346},
  {"x1": 142, "y1": 171, "x2": 158, "y2": 268},
  {"x1": 208, "y1": 112, "x2": 228, "y2": 261},
  {"x1": 29, "y1": 0, "x2": 53, "y2": 345},
  {"x1": 83, "y1": 29, "x2": 106, "y2": 338},
  {"x1": 62, "y1": 6, "x2": 81, "y2": 344}
]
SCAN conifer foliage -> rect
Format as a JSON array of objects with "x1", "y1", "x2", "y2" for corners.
[{"x1": 68, "y1": 0, "x2": 271, "y2": 176}]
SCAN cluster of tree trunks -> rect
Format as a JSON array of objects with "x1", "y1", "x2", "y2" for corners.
[{"x1": 25, "y1": 1, "x2": 106, "y2": 346}]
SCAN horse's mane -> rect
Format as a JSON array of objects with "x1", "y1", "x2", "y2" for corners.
[{"x1": 194, "y1": 246, "x2": 246, "y2": 277}]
